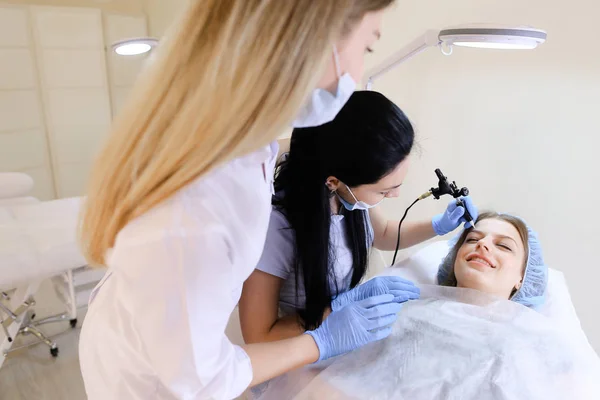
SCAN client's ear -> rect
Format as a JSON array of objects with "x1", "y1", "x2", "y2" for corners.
[
  {"x1": 325, "y1": 176, "x2": 340, "y2": 192},
  {"x1": 515, "y1": 279, "x2": 523, "y2": 291}
]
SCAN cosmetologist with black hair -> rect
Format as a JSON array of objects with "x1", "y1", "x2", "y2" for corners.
[{"x1": 239, "y1": 90, "x2": 478, "y2": 349}]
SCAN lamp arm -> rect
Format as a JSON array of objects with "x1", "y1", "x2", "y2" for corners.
[{"x1": 364, "y1": 30, "x2": 441, "y2": 89}]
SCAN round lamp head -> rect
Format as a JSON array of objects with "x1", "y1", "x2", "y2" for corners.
[
  {"x1": 111, "y1": 37, "x2": 159, "y2": 56},
  {"x1": 439, "y1": 25, "x2": 547, "y2": 50}
]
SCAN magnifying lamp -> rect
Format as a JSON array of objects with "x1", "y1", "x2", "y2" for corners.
[
  {"x1": 365, "y1": 24, "x2": 547, "y2": 89},
  {"x1": 111, "y1": 37, "x2": 159, "y2": 56}
]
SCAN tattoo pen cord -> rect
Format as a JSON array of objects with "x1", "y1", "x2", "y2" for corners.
[{"x1": 390, "y1": 191, "x2": 433, "y2": 266}]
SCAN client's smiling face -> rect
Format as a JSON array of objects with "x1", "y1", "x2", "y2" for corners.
[{"x1": 454, "y1": 218, "x2": 526, "y2": 300}]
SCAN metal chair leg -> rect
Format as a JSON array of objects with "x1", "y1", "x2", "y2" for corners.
[
  {"x1": 21, "y1": 326, "x2": 58, "y2": 355},
  {"x1": 0, "y1": 318, "x2": 12, "y2": 342},
  {"x1": 1, "y1": 297, "x2": 35, "y2": 343},
  {"x1": 3, "y1": 310, "x2": 60, "y2": 358},
  {"x1": 0, "y1": 301, "x2": 18, "y2": 320},
  {"x1": 30, "y1": 312, "x2": 69, "y2": 327}
]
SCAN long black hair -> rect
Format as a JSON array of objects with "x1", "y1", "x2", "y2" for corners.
[{"x1": 274, "y1": 90, "x2": 414, "y2": 330}]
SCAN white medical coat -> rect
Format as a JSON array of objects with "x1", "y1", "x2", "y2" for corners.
[{"x1": 79, "y1": 142, "x2": 278, "y2": 400}]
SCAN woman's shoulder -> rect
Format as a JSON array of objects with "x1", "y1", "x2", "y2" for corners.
[
  {"x1": 114, "y1": 199, "x2": 227, "y2": 251},
  {"x1": 269, "y1": 205, "x2": 293, "y2": 232},
  {"x1": 256, "y1": 205, "x2": 296, "y2": 276}
]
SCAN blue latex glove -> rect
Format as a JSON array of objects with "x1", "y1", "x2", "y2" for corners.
[
  {"x1": 331, "y1": 276, "x2": 420, "y2": 312},
  {"x1": 306, "y1": 294, "x2": 402, "y2": 362},
  {"x1": 432, "y1": 196, "x2": 478, "y2": 236}
]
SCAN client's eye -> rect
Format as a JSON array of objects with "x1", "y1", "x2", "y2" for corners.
[
  {"x1": 466, "y1": 238, "x2": 478, "y2": 243},
  {"x1": 498, "y1": 243, "x2": 513, "y2": 252}
]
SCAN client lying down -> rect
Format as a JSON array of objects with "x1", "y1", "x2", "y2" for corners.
[
  {"x1": 436, "y1": 211, "x2": 546, "y2": 307},
  {"x1": 265, "y1": 212, "x2": 600, "y2": 400}
]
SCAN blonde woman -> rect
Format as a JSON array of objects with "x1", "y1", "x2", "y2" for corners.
[{"x1": 78, "y1": 1, "x2": 401, "y2": 399}]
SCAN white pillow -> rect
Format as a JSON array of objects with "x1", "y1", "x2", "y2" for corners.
[
  {"x1": 0, "y1": 173, "x2": 34, "y2": 199},
  {"x1": 0, "y1": 196, "x2": 40, "y2": 207},
  {"x1": 377, "y1": 240, "x2": 583, "y2": 331},
  {"x1": 0, "y1": 207, "x2": 13, "y2": 224}
]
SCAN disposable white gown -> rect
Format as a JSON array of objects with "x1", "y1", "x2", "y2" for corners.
[
  {"x1": 79, "y1": 143, "x2": 278, "y2": 400},
  {"x1": 259, "y1": 285, "x2": 600, "y2": 400}
]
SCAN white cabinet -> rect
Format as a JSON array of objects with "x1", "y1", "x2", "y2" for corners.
[
  {"x1": 31, "y1": 6, "x2": 111, "y2": 198},
  {"x1": 0, "y1": 5, "x2": 55, "y2": 200},
  {"x1": 0, "y1": 4, "x2": 148, "y2": 199}
]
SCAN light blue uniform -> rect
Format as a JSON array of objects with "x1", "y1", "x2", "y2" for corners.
[{"x1": 256, "y1": 206, "x2": 374, "y2": 315}]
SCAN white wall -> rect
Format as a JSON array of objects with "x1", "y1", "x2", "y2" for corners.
[
  {"x1": 2, "y1": 0, "x2": 145, "y2": 13},
  {"x1": 30, "y1": 5, "x2": 112, "y2": 198},
  {"x1": 0, "y1": 2, "x2": 148, "y2": 198},
  {"x1": 0, "y1": 5, "x2": 55, "y2": 199},
  {"x1": 103, "y1": 12, "x2": 148, "y2": 116},
  {"x1": 144, "y1": 0, "x2": 188, "y2": 38},
  {"x1": 367, "y1": 0, "x2": 600, "y2": 350}
]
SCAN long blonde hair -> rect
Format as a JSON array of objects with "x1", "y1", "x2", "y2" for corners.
[{"x1": 81, "y1": 0, "x2": 394, "y2": 266}]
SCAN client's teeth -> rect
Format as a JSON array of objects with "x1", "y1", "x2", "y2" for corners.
[{"x1": 472, "y1": 257, "x2": 491, "y2": 267}]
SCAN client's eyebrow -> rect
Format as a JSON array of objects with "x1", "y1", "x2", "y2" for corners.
[{"x1": 495, "y1": 234, "x2": 518, "y2": 245}]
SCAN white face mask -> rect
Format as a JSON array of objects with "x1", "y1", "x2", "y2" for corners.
[
  {"x1": 292, "y1": 46, "x2": 357, "y2": 128},
  {"x1": 337, "y1": 184, "x2": 384, "y2": 211}
]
